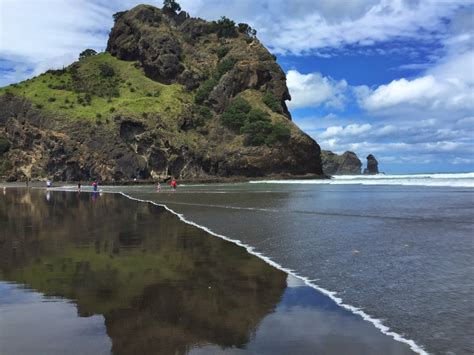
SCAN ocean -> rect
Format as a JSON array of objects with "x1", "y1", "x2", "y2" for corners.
[
  {"x1": 1, "y1": 173, "x2": 473, "y2": 354},
  {"x1": 103, "y1": 173, "x2": 474, "y2": 354}
]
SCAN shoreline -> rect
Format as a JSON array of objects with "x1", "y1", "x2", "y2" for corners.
[
  {"x1": 1, "y1": 185, "x2": 427, "y2": 353},
  {"x1": 0, "y1": 173, "x2": 329, "y2": 186},
  {"x1": 118, "y1": 190, "x2": 427, "y2": 355}
]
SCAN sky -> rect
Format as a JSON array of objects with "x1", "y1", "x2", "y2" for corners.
[{"x1": 0, "y1": 0, "x2": 473, "y2": 173}]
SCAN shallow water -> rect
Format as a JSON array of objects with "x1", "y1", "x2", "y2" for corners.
[
  {"x1": 0, "y1": 189, "x2": 413, "y2": 355},
  {"x1": 100, "y1": 180, "x2": 474, "y2": 355}
]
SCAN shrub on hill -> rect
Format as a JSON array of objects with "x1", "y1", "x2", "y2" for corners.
[
  {"x1": 79, "y1": 49, "x2": 97, "y2": 60},
  {"x1": 262, "y1": 92, "x2": 281, "y2": 113},
  {"x1": 266, "y1": 122, "x2": 291, "y2": 144},
  {"x1": 194, "y1": 57, "x2": 235, "y2": 104},
  {"x1": 216, "y1": 47, "x2": 229, "y2": 59},
  {"x1": 221, "y1": 97, "x2": 252, "y2": 131},
  {"x1": 0, "y1": 136, "x2": 10, "y2": 155},
  {"x1": 213, "y1": 17, "x2": 238, "y2": 38},
  {"x1": 194, "y1": 77, "x2": 218, "y2": 104},
  {"x1": 221, "y1": 99, "x2": 291, "y2": 146}
]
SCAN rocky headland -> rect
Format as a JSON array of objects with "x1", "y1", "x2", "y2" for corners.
[{"x1": 0, "y1": 3, "x2": 323, "y2": 182}]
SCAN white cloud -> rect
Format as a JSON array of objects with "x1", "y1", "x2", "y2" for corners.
[
  {"x1": 362, "y1": 50, "x2": 474, "y2": 112},
  {"x1": 286, "y1": 70, "x2": 348, "y2": 110},
  {"x1": 319, "y1": 124, "x2": 372, "y2": 139},
  {"x1": 0, "y1": 0, "x2": 470, "y2": 84}
]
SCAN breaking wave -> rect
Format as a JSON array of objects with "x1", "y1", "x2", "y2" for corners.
[{"x1": 250, "y1": 173, "x2": 474, "y2": 188}]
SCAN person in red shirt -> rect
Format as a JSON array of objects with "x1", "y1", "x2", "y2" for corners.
[{"x1": 170, "y1": 178, "x2": 177, "y2": 191}]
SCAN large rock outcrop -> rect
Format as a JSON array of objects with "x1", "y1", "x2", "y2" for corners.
[
  {"x1": 321, "y1": 150, "x2": 362, "y2": 175},
  {"x1": 107, "y1": 5, "x2": 292, "y2": 116},
  {"x1": 0, "y1": 4, "x2": 323, "y2": 182},
  {"x1": 363, "y1": 154, "x2": 379, "y2": 175}
]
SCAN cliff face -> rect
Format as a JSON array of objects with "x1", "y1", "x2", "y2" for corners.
[
  {"x1": 321, "y1": 150, "x2": 362, "y2": 175},
  {"x1": 0, "y1": 4, "x2": 322, "y2": 182}
]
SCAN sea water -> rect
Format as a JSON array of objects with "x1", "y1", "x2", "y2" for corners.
[{"x1": 104, "y1": 173, "x2": 474, "y2": 354}]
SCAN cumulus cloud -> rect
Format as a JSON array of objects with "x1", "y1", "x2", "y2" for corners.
[
  {"x1": 0, "y1": 0, "x2": 470, "y2": 84},
  {"x1": 319, "y1": 124, "x2": 372, "y2": 139},
  {"x1": 361, "y1": 50, "x2": 474, "y2": 112},
  {"x1": 286, "y1": 70, "x2": 349, "y2": 110}
]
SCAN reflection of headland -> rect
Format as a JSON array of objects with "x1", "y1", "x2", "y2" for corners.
[{"x1": 0, "y1": 190, "x2": 287, "y2": 354}]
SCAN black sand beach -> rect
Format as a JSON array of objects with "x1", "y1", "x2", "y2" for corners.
[{"x1": 0, "y1": 188, "x2": 414, "y2": 354}]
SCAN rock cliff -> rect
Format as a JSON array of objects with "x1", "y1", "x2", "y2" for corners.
[
  {"x1": 0, "y1": 4, "x2": 322, "y2": 182},
  {"x1": 321, "y1": 150, "x2": 362, "y2": 175}
]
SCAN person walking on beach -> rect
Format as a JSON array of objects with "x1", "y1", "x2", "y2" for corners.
[
  {"x1": 77, "y1": 182, "x2": 82, "y2": 192},
  {"x1": 156, "y1": 181, "x2": 161, "y2": 192},
  {"x1": 92, "y1": 181, "x2": 98, "y2": 192},
  {"x1": 170, "y1": 178, "x2": 177, "y2": 191},
  {"x1": 46, "y1": 179, "x2": 52, "y2": 189}
]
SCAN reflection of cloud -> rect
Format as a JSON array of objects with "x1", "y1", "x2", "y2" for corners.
[{"x1": 193, "y1": 287, "x2": 413, "y2": 354}]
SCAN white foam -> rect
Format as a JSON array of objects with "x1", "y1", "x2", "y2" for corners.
[
  {"x1": 117, "y1": 190, "x2": 428, "y2": 355},
  {"x1": 250, "y1": 172, "x2": 474, "y2": 188}
]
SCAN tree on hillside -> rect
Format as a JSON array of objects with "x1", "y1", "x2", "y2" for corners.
[
  {"x1": 112, "y1": 11, "x2": 127, "y2": 22},
  {"x1": 79, "y1": 49, "x2": 97, "y2": 60},
  {"x1": 163, "y1": 0, "x2": 181, "y2": 13},
  {"x1": 238, "y1": 23, "x2": 257, "y2": 38},
  {"x1": 215, "y1": 17, "x2": 238, "y2": 38}
]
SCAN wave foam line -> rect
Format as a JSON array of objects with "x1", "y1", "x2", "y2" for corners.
[{"x1": 118, "y1": 191, "x2": 428, "y2": 355}]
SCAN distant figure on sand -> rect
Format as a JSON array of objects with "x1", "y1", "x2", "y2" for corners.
[
  {"x1": 170, "y1": 178, "x2": 177, "y2": 191},
  {"x1": 92, "y1": 181, "x2": 98, "y2": 192},
  {"x1": 156, "y1": 181, "x2": 161, "y2": 192},
  {"x1": 77, "y1": 182, "x2": 82, "y2": 192},
  {"x1": 46, "y1": 180, "x2": 52, "y2": 189}
]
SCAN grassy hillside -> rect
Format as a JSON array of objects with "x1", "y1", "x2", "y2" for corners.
[{"x1": 0, "y1": 53, "x2": 190, "y2": 124}]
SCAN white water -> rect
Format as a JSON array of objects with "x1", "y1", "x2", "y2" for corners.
[{"x1": 250, "y1": 172, "x2": 474, "y2": 188}]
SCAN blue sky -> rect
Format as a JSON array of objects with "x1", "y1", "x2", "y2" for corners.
[{"x1": 0, "y1": 0, "x2": 473, "y2": 173}]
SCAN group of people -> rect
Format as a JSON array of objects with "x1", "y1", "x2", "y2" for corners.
[
  {"x1": 45, "y1": 180, "x2": 98, "y2": 192},
  {"x1": 45, "y1": 178, "x2": 176, "y2": 192},
  {"x1": 156, "y1": 178, "x2": 177, "y2": 192}
]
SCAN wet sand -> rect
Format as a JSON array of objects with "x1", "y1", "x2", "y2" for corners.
[{"x1": 0, "y1": 189, "x2": 414, "y2": 354}]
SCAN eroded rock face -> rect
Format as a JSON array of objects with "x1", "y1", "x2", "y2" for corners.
[
  {"x1": 107, "y1": 5, "x2": 292, "y2": 118},
  {"x1": 321, "y1": 150, "x2": 362, "y2": 175},
  {"x1": 0, "y1": 95, "x2": 321, "y2": 181},
  {"x1": 363, "y1": 154, "x2": 379, "y2": 175}
]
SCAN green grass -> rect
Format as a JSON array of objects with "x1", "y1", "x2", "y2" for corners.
[{"x1": 0, "y1": 53, "x2": 191, "y2": 123}]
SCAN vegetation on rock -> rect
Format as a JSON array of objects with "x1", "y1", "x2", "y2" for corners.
[
  {"x1": 0, "y1": 2, "x2": 322, "y2": 181},
  {"x1": 0, "y1": 136, "x2": 10, "y2": 155},
  {"x1": 79, "y1": 49, "x2": 97, "y2": 60}
]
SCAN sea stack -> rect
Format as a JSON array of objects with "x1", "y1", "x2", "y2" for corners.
[{"x1": 363, "y1": 154, "x2": 379, "y2": 175}]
